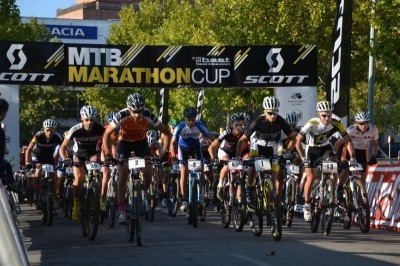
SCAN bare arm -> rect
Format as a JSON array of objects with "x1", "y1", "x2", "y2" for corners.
[
  {"x1": 343, "y1": 134, "x2": 356, "y2": 159},
  {"x1": 208, "y1": 139, "x2": 220, "y2": 160},
  {"x1": 295, "y1": 134, "x2": 306, "y2": 158},
  {"x1": 25, "y1": 142, "x2": 35, "y2": 164},
  {"x1": 103, "y1": 125, "x2": 118, "y2": 156},
  {"x1": 155, "y1": 123, "x2": 171, "y2": 151},
  {"x1": 59, "y1": 139, "x2": 71, "y2": 161},
  {"x1": 286, "y1": 132, "x2": 296, "y2": 152},
  {"x1": 236, "y1": 135, "x2": 248, "y2": 157}
]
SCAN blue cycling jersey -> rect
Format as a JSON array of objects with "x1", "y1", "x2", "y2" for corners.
[{"x1": 173, "y1": 121, "x2": 211, "y2": 149}]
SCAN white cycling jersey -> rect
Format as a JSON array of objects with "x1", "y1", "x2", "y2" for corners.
[
  {"x1": 346, "y1": 124, "x2": 378, "y2": 150},
  {"x1": 299, "y1": 118, "x2": 347, "y2": 147}
]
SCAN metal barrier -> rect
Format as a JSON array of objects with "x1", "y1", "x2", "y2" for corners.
[{"x1": 0, "y1": 183, "x2": 29, "y2": 265}]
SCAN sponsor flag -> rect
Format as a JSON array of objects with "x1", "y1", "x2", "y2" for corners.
[
  {"x1": 325, "y1": 0, "x2": 353, "y2": 126},
  {"x1": 196, "y1": 89, "x2": 205, "y2": 121}
]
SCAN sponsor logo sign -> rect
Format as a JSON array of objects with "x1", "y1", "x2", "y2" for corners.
[{"x1": 47, "y1": 25, "x2": 98, "y2": 40}]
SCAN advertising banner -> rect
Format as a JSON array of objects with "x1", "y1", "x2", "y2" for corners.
[
  {"x1": 367, "y1": 164, "x2": 400, "y2": 232},
  {"x1": 0, "y1": 41, "x2": 317, "y2": 88}
]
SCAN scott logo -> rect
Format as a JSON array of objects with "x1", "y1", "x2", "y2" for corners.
[
  {"x1": 266, "y1": 48, "x2": 284, "y2": 73},
  {"x1": 6, "y1": 44, "x2": 27, "y2": 70}
]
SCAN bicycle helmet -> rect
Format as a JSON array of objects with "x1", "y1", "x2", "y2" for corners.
[
  {"x1": 241, "y1": 112, "x2": 251, "y2": 124},
  {"x1": 107, "y1": 112, "x2": 116, "y2": 123},
  {"x1": 316, "y1": 101, "x2": 334, "y2": 112},
  {"x1": 43, "y1": 119, "x2": 57, "y2": 129},
  {"x1": 230, "y1": 113, "x2": 244, "y2": 123},
  {"x1": 146, "y1": 130, "x2": 158, "y2": 145},
  {"x1": 183, "y1": 106, "x2": 197, "y2": 118},
  {"x1": 80, "y1": 105, "x2": 98, "y2": 119},
  {"x1": 354, "y1": 111, "x2": 370, "y2": 123},
  {"x1": 285, "y1": 112, "x2": 299, "y2": 125},
  {"x1": 168, "y1": 118, "x2": 180, "y2": 127},
  {"x1": 263, "y1": 96, "x2": 280, "y2": 110},
  {"x1": 126, "y1": 93, "x2": 145, "y2": 111}
]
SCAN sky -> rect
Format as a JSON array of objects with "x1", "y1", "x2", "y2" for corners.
[{"x1": 16, "y1": 0, "x2": 76, "y2": 18}]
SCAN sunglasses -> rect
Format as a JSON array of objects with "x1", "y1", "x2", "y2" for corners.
[
  {"x1": 320, "y1": 114, "x2": 331, "y2": 118},
  {"x1": 130, "y1": 109, "x2": 142, "y2": 114},
  {"x1": 45, "y1": 128, "x2": 55, "y2": 132},
  {"x1": 357, "y1": 122, "x2": 367, "y2": 126},
  {"x1": 266, "y1": 111, "x2": 278, "y2": 116},
  {"x1": 84, "y1": 118, "x2": 94, "y2": 122}
]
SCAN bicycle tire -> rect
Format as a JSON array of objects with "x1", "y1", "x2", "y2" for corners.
[
  {"x1": 135, "y1": 187, "x2": 143, "y2": 246},
  {"x1": 249, "y1": 186, "x2": 263, "y2": 237},
  {"x1": 200, "y1": 182, "x2": 207, "y2": 222},
  {"x1": 87, "y1": 182, "x2": 100, "y2": 240},
  {"x1": 64, "y1": 185, "x2": 73, "y2": 219},
  {"x1": 108, "y1": 197, "x2": 117, "y2": 228},
  {"x1": 342, "y1": 187, "x2": 352, "y2": 229},
  {"x1": 80, "y1": 195, "x2": 88, "y2": 237},
  {"x1": 127, "y1": 178, "x2": 135, "y2": 241},
  {"x1": 168, "y1": 175, "x2": 178, "y2": 217},
  {"x1": 190, "y1": 178, "x2": 198, "y2": 228},
  {"x1": 46, "y1": 180, "x2": 54, "y2": 226},
  {"x1": 232, "y1": 177, "x2": 246, "y2": 232},
  {"x1": 310, "y1": 183, "x2": 321, "y2": 233},
  {"x1": 354, "y1": 180, "x2": 370, "y2": 233},
  {"x1": 220, "y1": 184, "x2": 231, "y2": 228},
  {"x1": 285, "y1": 178, "x2": 296, "y2": 228},
  {"x1": 264, "y1": 178, "x2": 282, "y2": 241},
  {"x1": 321, "y1": 178, "x2": 335, "y2": 236},
  {"x1": 147, "y1": 182, "x2": 156, "y2": 222}
]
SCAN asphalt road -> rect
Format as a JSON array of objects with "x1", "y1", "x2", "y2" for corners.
[{"x1": 18, "y1": 204, "x2": 400, "y2": 266}]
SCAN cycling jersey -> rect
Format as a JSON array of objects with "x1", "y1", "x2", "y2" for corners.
[
  {"x1": 30, "y1": 131, "x2": 63, "y2": 161},
  {"x1": 217, "y1": 128, "x2": 243, "y2": 154},
  {"x1": 111, "y1": 108, "x2": 160, "y2": 142},
  {"x1": 346, "y1": 124, "x2": 378, "y2": 150},
  {"x1": 65, "y1": 122, "x2": 104, "y2": 158},
  {"x1": 173, "y1": 121, "x2": 211, "y2": 149},
  {"x1": 299, "y1": 118, "x2": 347, "y2": 147}
]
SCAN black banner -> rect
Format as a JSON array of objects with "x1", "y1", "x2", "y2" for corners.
[
  {"x1": 325, "y1": 0, "x2": 353, "y2": 125},
  {"x1": 0, "y1": 41, "x2": 317, "y2": 88}
]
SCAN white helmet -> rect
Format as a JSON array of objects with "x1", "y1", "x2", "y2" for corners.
[
  {"x1": 80, "y1": 105, "x2": 97, "y2": 119},
  {"x1": 316, "y1": 101, "x2": 334, "y2": 112},
  {"x1": 43, "y1": 119, "x2": 57, "y2": 129},
  {"x1": 263, "y1": 96, "x2": 280, "y2": 110},
  {"x1": 285, "y1": 112, "x2": 299, "y2": 125},
  {"x1": 354, "y1": 111, "x2": 370, "y2": 123},
  {"x1": 126, "y1": 93, "x2": 145, "y2": 111}
]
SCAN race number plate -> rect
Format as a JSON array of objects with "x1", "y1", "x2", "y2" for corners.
[
  {"x1": 322, "y1": 162, "x2": 338, "y2": 174},
  {"x1": 228, "y1": 160, "x2": 243, "y2": 170},
  {"x1": 86, "y1": 162, "x2": 101, "y2": 171},
  {"x1": 42, "y1": 164, "x2": 54, "y2": 173},
  {"x1": 349, "y1": 163, "x2": 363, "y2": 172},
  {"x1": 254, "y1": 158, "x2": 271, "y2": 172},
  {"x1": 65, "y1": 167, "x2": 73, "y2": 175},
  {"x1": 188, "y1": 159, "x2": 202, "y2": 171},
  {"x1": 289, "y1": 164, "x2": 300, "y2": 175},
  {"x1": 128, "y1": 158, "x2": 146, "y2": 169}
]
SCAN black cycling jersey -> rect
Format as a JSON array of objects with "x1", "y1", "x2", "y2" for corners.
[
  {"x1": 218, "y1": 128, "x2": 243, "y2": 154},
  {"x1": 31, "y1": 131, "x2": 63, "y2": 161},
  {"x1": 65, "y1": 122, "x2": 105, "y2": 158},
  {"x1": 245, "y1": 115, "x2": 292, "y2": 142}
]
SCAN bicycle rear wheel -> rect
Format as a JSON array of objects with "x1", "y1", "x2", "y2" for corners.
[
  {"x1": 220, "y1": 184, "x2": 231, "y2": 228},
  {"x1": 232, "y1": 178, "x2": 246, "y2": 232},
  {"x1": 87, "y1": 183, "x2": 100, "y2": 240},
  {"x1": 321, "y1": 178, "x2": 334, "y2": 236},
  {"x1": 354, "y1": 180, "x2": 370, "y2": 233},
  {"x1": 285, "y1": 178, "x2": 296, "y2": 228}
]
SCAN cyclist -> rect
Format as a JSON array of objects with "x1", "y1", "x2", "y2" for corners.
[
  {"x1": 334, "y1": 111, "x2": 379, "y2": 186},
  {"x1": 103, "y1": 93, "x2": 171, "y2": 224},
  {"x1": 208, "y1": 113, "x2": 245, "y2": 200},
  {"x1": 25, "y1": 119, "x2": 63, "y2": 210},
  {"x1": 59, "y1": 106, "x2": 105, "y2": 221},
  {"x1": 240, "y1": 112, "x2": 251, "y2": 129},
  {"x1": 100, "y1": 112, "x2": 119, "y2": 211},
  {"x1": 170, "y1": 106, "x2": 215, "y2": 212},
  {"x1": 236, "y1": 96, "x2": 296, "y2": 211},
  {"x1": 295, "y1": 101, "x2": 357, "y2": 222}
]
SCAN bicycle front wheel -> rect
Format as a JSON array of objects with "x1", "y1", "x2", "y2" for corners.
[
  {"x1": 264, "y1": 178, "x2": 282, "y2": 241},
  {"x1": 342, "y1": 187, "x2": 352, "y2": 230},
  {"x1": 135, "y1": 187, "x2": 143, "y2": 246},
  {"x1": 87, "y1": 183, "x2": 100, "y2": 240},
  {"x1": 354, "y1": 180, "x2": 370, "y2": 233},
  {"x1": 45, "y1": 181, "x2": 54, "y2": 226},
  {"x1": 310, "y1": 183, "x2": 321, "y2": 233},
  {"x1": 249, "y1": 187, "x2": 263, "y2": 237},
  {"x1": 232, "y1": 177, "x2": 246, "y2": 232},
  {"x1": 285, "y1": 178, "x2": 296, "y2": 228},
  {"x1": 220, "y1": 184, "x2": 231, "y2": 228},
  {"x1": 321, "y1": 178, "x2": 335, "y2": 236}
]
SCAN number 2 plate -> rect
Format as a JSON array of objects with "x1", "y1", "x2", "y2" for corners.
[
  {"x1": 128, "y1": 158, "x2": 146, "y2": 169},
  {"x1": 254, "y1": 159, "x2": 271, "y2": 172}
]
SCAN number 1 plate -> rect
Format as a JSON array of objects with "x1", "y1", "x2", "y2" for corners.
[{"x1": 254, "y1": 159, "x2": 271, "y2": 172}]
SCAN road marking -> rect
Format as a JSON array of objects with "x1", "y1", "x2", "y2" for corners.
[{"x1": 230, "y1": 253, "x2": 273, "y2": 266}]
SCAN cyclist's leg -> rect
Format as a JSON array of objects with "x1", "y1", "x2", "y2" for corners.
[
  {"x1": 100, "y1": 150, "x2": 110, "y2": 207},
  {"x1": 217, "y1": 149, "x2": 230, "y2": 200},
  {"x1": 116, "y1": 141, "x2": 130, "y2": 219},
  {"x1": 72, "y1": 157, "x2": 85, "y2": 221}
]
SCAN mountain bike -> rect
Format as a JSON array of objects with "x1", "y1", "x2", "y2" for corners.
[
  {"x1": 253, "y1": 157, "x2": 282, "y2": 241},
  {"x1": 40, "y1": 164, "x2": 55, "y2": 226},
  {"x1": 167, "y1": 159, "x2": 180, "y2": 217},
  {"x1": 24, "y1": 170, "x2": 35, "y2": 207},
  {"x1": 340, "y1": 162, "x2": 371, "y2": 233},
  {"x1": 282, "y1": 160, "x2": 302, "y2": 227},
  {"x1": 187, "y1": 158, "x2": 205, "y2": 228},
  {"x1": 63, "y1": 165, "x2": 74, "y2": 219},
  {"x1": 229, "y1": 159, "x2": 248, "y2": 232},
  {"x1": 218, "y1": 160, "x2": 232, "y2": 229},
  {"x1": 106, "y1": 162, "x2": 119, "y2": 228},
  {"x1": 203, "y1": 160, "x2": 217, "y2": 210},
  {"x1": 80, "y1": 161, "x2": 102, "y2": 240},
  {"x1": 147, "y1": 157, "x2": 163, "y2": 222},
  {"x1": 126, "y1": 153, "x2": 146, "y2": 246},
  {"x1": 310, "y1": 159, "x2": 336, "y2": 236}
]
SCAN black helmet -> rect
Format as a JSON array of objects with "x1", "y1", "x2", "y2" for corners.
[{"x1": 183, "y1": 106, "x2": 197, "y2": 118}]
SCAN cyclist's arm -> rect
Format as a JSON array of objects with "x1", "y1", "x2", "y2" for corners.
[
  {"x1": 343, "y1": 134, "x2": 356, "y2": 159},
  {"x1": 286, "y1": 132, "x2": 296, "y2": 152},
  {"x1": 170, "y1": 136, "x2": 177, "y2": 157},
  {"x1": 25, "y1": 142, "x2": 35, "y2": 165},
  {"x1": 59, "y1": 138, "x2": 71, "y2": 161},
  {"x1": 208, "y1": 139, "x2": 220, "y2": 160},
  {"x1": 372, "y1": 139, "x2": 379, "y2": 157},
  {"x1": 103, "y1": 125, "x2": 117, "y2": 156},
  {"x1": 155, "y1": 122, "x2": 171, "y2": 151},
  {"x1": 295, "y1": 133, "x2": 306, "y2": 159},
  {"x1": 236, "y1": 134, "x2": 248, "y2": 157},
  {"x1": 333, "y1": 137, "x2": 345, "y2": 156}
]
